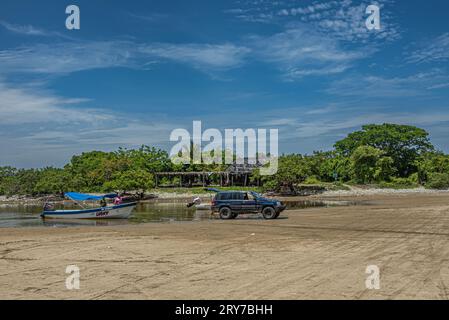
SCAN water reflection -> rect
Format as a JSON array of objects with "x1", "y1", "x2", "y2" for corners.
[{"x1": 0, "y1": 199, "x2": 367, "y2": 228}]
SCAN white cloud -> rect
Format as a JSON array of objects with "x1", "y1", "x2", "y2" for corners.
[
  {"x1": 311, "y1": 1, "x2": 400, "y2": 42},
  {"x1": 0, "y1": 81, "x2": 110, "y2": 125},
  {"x1": 0, "y1": 40, "x2": 250, "y2": 76},
  {"x1": 407, "y1": 33, "x2": 449, "y2": 64},
  {"x1": 0, "y1": 29, "x2": 361, "y2": 80},
  {"x1": 0, "y1": 80, "x2": 179, "y2": 167},
  {"x1": 427, "y1": 82, "x2": 449, "y2": 90},
  {"x1": 250, "y1": 25, "x2": 367, "y2": 79},
  {"x1": 290, "y1": 112, "x2": 449, "y2": 139},
  {"x1": 139, "y1": 43, "x2": 250, "y2": 70},
  {"x1": 257, "y1": 104, "x2": 449, "y2": 143},
  {"x1": 0, "y1": 20, "x2": 49, "y2": 36},
  {"x1": 0, "y1": 41, "x2": 135, "y2": 74},
  {"x1": 326, "y1": 70, "x2": 449, "y2": 97},
  {"x1": 227, "y1": 0, "x2": 401, "y2": 43}
]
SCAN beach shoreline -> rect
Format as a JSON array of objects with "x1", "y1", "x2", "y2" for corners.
[
  {"x1": 2, "y1": 192, "x2": 449, "y2": 299},
  {"x1": 2, "y1": 187, "x2": 449, "y2": 205}
]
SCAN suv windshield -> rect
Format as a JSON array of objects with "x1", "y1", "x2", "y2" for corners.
[{"x1": 250, "y1": 191, "x2": 262, "y2": 199}]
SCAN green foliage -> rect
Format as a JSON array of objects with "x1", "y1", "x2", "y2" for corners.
[
  {"x1": 104, "y1": 169, "x2": 155, "y2": 192},
  {"x1": 0, "y1": 145, "x2": 171, "y2": 196},
  {"x1": 33, "y1": 168, "x2": 70, "y2": 194},
  {"x1": 303, "y1": 176, "x2": 321, "y2": 185},
  {"x1": 1, "y1": 124, "x2": 449, "y2": 195},
  {"x1": 374, "y1": 156, "x2": 396, "y2": 182},
  {"x1": 350, "y1": 146, "x2": 388, "y2": 183},
  {"x1": 378, "y1": 176, "x2": 419, "y2": 189},
  {"x1": 254, "y1": 154, "x2": 309, "y2": 192},
  {"x1": 335, "y1": 124, "x2": 433, "y2": 177},
  {"x1": 415, "y1": 152, "x2": 449, "y2": 184},
  {"x1": 425, "y1": 173, "x2": 449, "y2": 190}
]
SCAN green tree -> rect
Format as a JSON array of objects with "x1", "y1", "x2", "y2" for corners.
[
  {"x1": 335, "y1": 124, "x2": 434, "y2": 177},
  {"x1": 0, "y1": 167, "x2": 17, "y2": 196},
  {"x1": 254, "y1": 154, "x2": 309, "y2": 192},
  {"x1": 350, "y1": 146, "x2": 383, "y2": 183},
  {"x1": 426, "y1": 173, "x2": 449, "y2": 190},
  {"x1": 64, "y1": 151, "x2": 115, "y2": 192},
  {"x1": 415, "y1": 152, "x2": 449, "y2": 184},
  {"x1": 104, "y1": 169, "x2": 155, "y2": 192},
  {"x1": 34, "y1": 167, "x2": 70, "y2": 195},
  {"x1": 374, "y1": 156, "x2": 396, "y2": 182}
]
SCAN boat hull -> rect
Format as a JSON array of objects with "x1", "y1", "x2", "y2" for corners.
[
  {"x1": 195, "y1": 203, "x2": 211, "y2": 211},
  {"x1": 41, "y1": 202, "x2": 137, "y2": 219}
]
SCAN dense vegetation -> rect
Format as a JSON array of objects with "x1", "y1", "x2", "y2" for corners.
[{"x1": 1, "y1": 124, "x2": 449, "y2": 196}]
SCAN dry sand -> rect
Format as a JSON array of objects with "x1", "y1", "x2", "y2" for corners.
[{"x1": 2, "y1": 193, "x2": 449, "y2": 300}]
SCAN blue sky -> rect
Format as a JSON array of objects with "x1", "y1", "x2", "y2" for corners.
[{"x1": 0, "y1": 0, "x2": 448, "y2": 167}]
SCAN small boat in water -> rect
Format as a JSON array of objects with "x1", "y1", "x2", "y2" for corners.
[
  {"x1": 195, "y1": 203, "x2": 211, "y2": 211},
  {"x1": 186, "y1": 197, "x2": 211, "y2": 211},
  {"x1": 41, "y1": 192, "x2": 137, "y2": 219}
]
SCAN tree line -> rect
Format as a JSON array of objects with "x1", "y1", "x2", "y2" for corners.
[{"x1": 2, "y1": 124, "x2": 449, "y2": 196}]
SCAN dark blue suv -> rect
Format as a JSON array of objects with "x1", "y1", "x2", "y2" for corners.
[{"x1": 209, "y1": 189, "x2": 286, "y2": 220}]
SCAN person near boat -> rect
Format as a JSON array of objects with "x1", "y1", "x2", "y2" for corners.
[{"x1": 114, "y1": 195, "x2": 123, "y2": 205}]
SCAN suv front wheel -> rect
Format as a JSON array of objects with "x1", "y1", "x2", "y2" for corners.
[
  {"x1": 262, "y1": 206, "x2": 277, "y2": 219},
  {"x1": 219, "y1": 207, "x2": 233, "y2": 220}
]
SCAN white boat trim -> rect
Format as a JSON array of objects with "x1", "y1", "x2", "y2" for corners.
[{"x1": 41, "y1": 202, "x2": 137, "y2": 219}]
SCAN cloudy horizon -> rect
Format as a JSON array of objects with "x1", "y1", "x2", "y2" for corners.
[{"x1": 1, "y1": 0, "x2": 449, "y2": 168}]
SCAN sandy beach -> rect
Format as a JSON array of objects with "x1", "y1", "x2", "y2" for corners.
[{"x1": 2, "y1": 192, "x2": 449, "y2": 300}]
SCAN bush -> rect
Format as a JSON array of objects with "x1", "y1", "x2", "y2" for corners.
[
  {"x1": 426, "y1": 173, "x2": 449, "y2": 190},
  {"x1": 303, "y1": 176, "x2": 321, "y2": 185},
  {"x1": 328, "y1": 181, "x2": 351, "y2": 191},
  {"x1": 260, "y1": 180, "x2": 278, "y2": 192},
  {"x1": 378, "y1": 177, "x2": 419, "y2": 189}
]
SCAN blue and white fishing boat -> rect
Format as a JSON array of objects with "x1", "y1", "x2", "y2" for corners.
[{"x1": 41, "y1": 192, "x2": 137, "y2": 219}]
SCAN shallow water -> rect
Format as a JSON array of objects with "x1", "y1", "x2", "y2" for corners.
[{"x1": 0, "y1": 199, "x2": 366, "y2": 228}]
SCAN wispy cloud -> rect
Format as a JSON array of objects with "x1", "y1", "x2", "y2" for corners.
[
  {"x1": 0, "y1": 29, "x2": 361, "y2": 80},
  {"x1": 0, "y1": 40, "x2": 250, "y2": 76},
  {"x1": 0, "y1": 20, "x2": 73, "y2": 40},
  {"x1": 0, "y1": 41, "x2": 136, "y2": 74},
  {"x1": 326, "y1": 70, "x2": 449, "y2": 97},
  {"x1": 285, "y1": 0, "x2": 400, "y2": 43},
  {"x1": 0, "y1": 80, "x2": 110, "y2": 125},
  {"x1": 0, "y1": 79, "x2": 179, "y2": 167},
  {"x1": 250, "y1": 25, "x2": 368, "y2": 79},
  {"x1": 0, "y1": 20, "x2": 49, "y2": 36},
  {"x1": 407, "y1": 33, "x2": 449, "y2": 64},
  {"x1": 139, "y1": 43, "x2": 250, "y2": 70},
  {"x1": 257, "y1": 103, "x2": 449, "y2": 144},
  {"x1": 226, "y1": 0, "x2": 401, "y2": 43},
  {"x1": 290, "y1": 111, "x2": 449, "y2": 140},
  {"x1": 127, "y1": 12, "x2": 169, "y2": 22}
]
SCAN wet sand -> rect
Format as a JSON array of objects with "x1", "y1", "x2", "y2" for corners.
[{"x1": 2, "y1": 193, "x2": 449, "y2": 300}]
